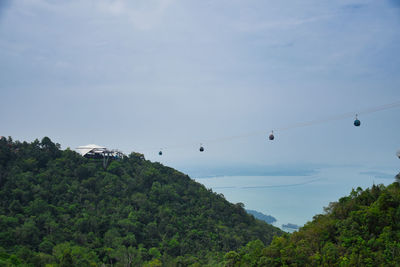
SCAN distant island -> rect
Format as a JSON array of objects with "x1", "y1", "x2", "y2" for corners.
[
  {"x1": 181, "y1": 163, "x2": 318, "y2": 178},
  {"x1": 282, "y1": 223, "x2": 300, "y2": 230},
  {"x1": 2, "y1": 136, "x2": 400, "y2": 266},
  {"x1": 246, "y1": 209, "x2": 277, "y2": 224}
]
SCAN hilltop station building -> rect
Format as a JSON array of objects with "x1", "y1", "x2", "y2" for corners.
[{"x1": 76, "y1": 144, "x2": 125, "y2": 168}]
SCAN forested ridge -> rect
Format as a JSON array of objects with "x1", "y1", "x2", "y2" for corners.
[
  {"x1": 222, "y1": 179, "x2": 400, "y2": 266},
  {"x1": 0, "y1": 137, "x2": 281, "y2": 266},
  {"x1": 2, "y1": 136, "x2": 399, "y2": 266}
]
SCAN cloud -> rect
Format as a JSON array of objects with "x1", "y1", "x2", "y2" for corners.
[
  {"x1": 236, "y1": 14, "x2": 333, "y2": 33},
  {"x1": 0, "y1": 0, "x2": 11, "y2": 19},
  {"x1": 341, "y1": 4, "x2": 367, "y2": 11},
  {"x1": 95, "y1": 0, "x2": 175, "y2": 30},
  {"x1": 388, "y1": 0, "x2": 400, "y2": 8},
  {"x1": 1, "y1": 0, "x2": 400, "y2": 173}
]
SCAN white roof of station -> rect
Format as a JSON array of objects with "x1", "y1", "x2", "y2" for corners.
[{"x1": 76, "y1": 144, "x2": 107, "y2": 156}]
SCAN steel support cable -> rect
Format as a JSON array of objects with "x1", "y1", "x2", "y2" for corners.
[{"x1": 133, "y1": 100, "x2": 400, "y2": 154}]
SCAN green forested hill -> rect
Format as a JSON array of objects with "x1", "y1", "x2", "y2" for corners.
[
  {"x1": 221, "y1": 180, "x2": 400, "y2": 266},
  {"x1": 0, "y1": 137, "x2": 281, "y2": 266}
]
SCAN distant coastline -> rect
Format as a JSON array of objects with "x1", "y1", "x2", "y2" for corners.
[
  {"x1": 282, "y1": 223, "x2": 300, "y2": 232},
  {"x1": 246, "y1": 209, "x2": 277, "y2": 224}
]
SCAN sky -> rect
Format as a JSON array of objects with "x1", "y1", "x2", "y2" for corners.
[{"x1": 1, "y1": 0, "x2": 400, "y2": 224}]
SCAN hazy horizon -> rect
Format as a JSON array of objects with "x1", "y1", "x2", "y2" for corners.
[{"x1": 1, "y1": 0, "x2": 399, "y2": 225}]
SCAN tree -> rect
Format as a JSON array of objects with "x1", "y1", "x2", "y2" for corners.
[
  {"x1": 224, "y1": 251, "x2": 240, "y2": 267},
  {"x1": 0, "y1": 137, "x2": 282, "y2": 266}
]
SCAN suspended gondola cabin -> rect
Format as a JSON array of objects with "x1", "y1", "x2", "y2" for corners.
[
  {"x1": 354, "y1": 115, "x2": 361, "y2": 127},
  {"x1": 269, "y1": 131, "x2": 275, "y2": 140}
]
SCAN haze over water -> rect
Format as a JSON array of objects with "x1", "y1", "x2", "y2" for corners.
[
  {"x1": 1, "y1": 1, "x2": 399, "y2": 233},
  {"x1": 195, "y1": 166, "x2": 398, "y2": 228}
]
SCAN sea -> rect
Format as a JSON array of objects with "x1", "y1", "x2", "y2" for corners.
[{"x1": 194, "y1": 166, "x2": 398, "y2": 231}]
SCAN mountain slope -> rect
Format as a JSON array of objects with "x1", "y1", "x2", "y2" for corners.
[
  {"x1": 222, "y1": 181, "x2": 400, "y2": 266},
  {"x1": 0, "y1": 137, "x2": 281, "y2": 266}
]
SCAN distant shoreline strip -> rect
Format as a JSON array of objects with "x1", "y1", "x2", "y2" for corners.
[{"x1": 212, "y1": 177, "x2": 323, "y2": 190}]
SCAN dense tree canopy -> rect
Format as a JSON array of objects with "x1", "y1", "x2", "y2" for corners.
[
  {"x1": 0, "y1": 137, "x2": 281, "y2": 266},
  {"x1": 221, "y1": 181, "x2": 400, "y2": 266}
]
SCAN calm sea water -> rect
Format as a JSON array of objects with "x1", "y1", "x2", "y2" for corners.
[{"x1": 194, "y1": 166, "x2": 397, "y2": 230}]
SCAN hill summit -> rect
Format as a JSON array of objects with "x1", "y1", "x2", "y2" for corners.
[{"x1": 0, "y1": 137, "x2": 281, "y2": 266}]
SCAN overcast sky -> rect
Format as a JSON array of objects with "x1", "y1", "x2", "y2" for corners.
[{"x1": 1, "y1": 0, "x2": 400, "y2": 178}]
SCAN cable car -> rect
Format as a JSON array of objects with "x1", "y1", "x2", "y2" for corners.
[
  {"x1": 159, "y1": 150, "x2": 162, "y2": 156},
  {"x1": 269, "y1": 131, "x2": 275, "y2": 140},
  {"x1": 397, "y1": 150, "x2": 400, "y2": 159},
  {"x1": 354, "y1": 115, "x2": 361, "y2": 127},
  {"x1": 199, "y1": 145, "x2": 204, "y2": 152}
]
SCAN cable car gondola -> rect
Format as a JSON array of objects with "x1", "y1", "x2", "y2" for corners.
[
  {"x1": 269, "y1": 131, "x2": 275, "y2": 140},
  {"x1": 159, "y1": 150, "x2": 162, "y2": 156},
  {"x1": 354, "y1": 114, "x2": 361, "y2": 127},
  {"x1": 199, "y1": 144, "x2": 204, "y2": 152}
]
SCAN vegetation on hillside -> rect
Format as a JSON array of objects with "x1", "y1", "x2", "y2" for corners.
[
  {"x1": 0, "y1": 137, "x2": 281, "y2": 266},
  {"x1": 221, "y1": 180, "x2": 400, "y2": 266}
]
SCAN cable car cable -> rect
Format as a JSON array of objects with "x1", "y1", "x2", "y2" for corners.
[{"x1": 132, "y1": 100, "x2": 400, "y2": 154}]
